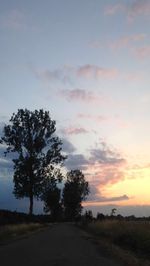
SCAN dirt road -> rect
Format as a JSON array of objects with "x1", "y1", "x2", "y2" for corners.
[{"x1": 0, "y1": 223, "x2": 120, "y2": 266}]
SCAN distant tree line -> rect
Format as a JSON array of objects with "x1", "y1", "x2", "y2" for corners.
[
  {"x1": 0, "y1": 109, "x2": 89, "y2": 221},
  {"x1": 0, "y1": 208, "x2": 149, "y2": 226}
]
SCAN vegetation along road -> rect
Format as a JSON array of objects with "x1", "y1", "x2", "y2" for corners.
[{"x1": 0, "y1": 223, "x2": 120, "y2": 266}]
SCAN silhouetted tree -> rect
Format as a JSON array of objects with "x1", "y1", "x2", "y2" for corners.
[
  {"x1": 42, "y1": 168, "x2": 63, "y2": 221},
  {"x1": 1, "y1": 109, "x2": 65, "y2": 215},
  {"x1": 111, "y1": 208, "x2": 117, "y2": 216},
  {"x1": 63, "y1": 169, "x2": 89, "y2": 221}
]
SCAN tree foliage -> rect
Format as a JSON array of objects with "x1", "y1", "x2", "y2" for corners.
[
  {"x1": 1, "y1": 109, "x2": 65, "y2": 214},
  {"x1": 42, "y1": 168, "x2": 63, "y2": 221},
  {"x1": 63, "y1": 169, "x2": 89, "y2": 221}
]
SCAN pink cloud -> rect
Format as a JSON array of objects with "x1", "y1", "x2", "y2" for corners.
[
  {"x1": 84, "y1": 140, "x2": 127, "y2": 190},
  {"x1": 88, "y1": 163, "x2": 126, "y2": 187},
  {"x1": 64, "y1": 138, "x2": 129, "y2": 203},
  {"x1": 134, "y1": 46, "x2": 150, "y2": 59},
  {"x1": 60, "y1": 89, "x2": 104, "y2": 103},
  {"x1": 34, "y1": 68, "x2": 71, "y2": 84},
  {"x1": 77, "y1": 65, "x2": 118, "y2": 79},
  {"x1": 83, "y1": 156, "x2": 126, "y2": 204},
  {"x1": 125, "y1": 72, "x2": 144, "y2": 82},
  {"x1": 62, "y1": 126, "x2": 88, "y2": 135},
  {"x1": 34, "y1": 64, "x2": 119, "y2": 85},
  {"x1": 128, "y1": 0, "x2": 150, "y2": 21},
  {"x1": 89, "y1": 141, "x2": 126, "y2": 166},
  {"x1": 64, "y1": 139, "x2": 127, "y2": 203},
  {"x1": 110, "y1": 34, "x2": 146, "y2": 50}
]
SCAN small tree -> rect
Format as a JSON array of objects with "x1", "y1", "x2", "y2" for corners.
[
  {"x1": 63, "y1": 169, "x2": 89, "y2": 221},
  {"x1": 1, "y1": 109, "x2": 65, "y2": 215}
]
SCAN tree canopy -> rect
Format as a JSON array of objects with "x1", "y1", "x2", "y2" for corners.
[
  {"x1": 42, "y1": 168, "x2": 63, "y2": 220},
  {"x1": 1, "y1": 109, "x2": 65, "y2": 214},
  {"x1": 63, "y1": 169, "x2": 89, "y2": 221}
]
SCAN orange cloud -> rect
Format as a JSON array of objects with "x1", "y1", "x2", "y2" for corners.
[
  {"x1": 89, "y1": 164, "x2": 126, "y2": 186},
  {"x1": 63, "y1": 138, "x2": 127, "y2": 203}
]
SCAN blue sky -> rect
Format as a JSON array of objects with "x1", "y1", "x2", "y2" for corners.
[{"x1": 0, "y1": 0, "x2": 150, "y2": 216}]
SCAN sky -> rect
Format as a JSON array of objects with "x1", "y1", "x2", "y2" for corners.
[{"x1": 0, "y1": 0, "x2": 150, "y2": 216}]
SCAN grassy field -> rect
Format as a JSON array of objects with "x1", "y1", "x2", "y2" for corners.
[
  {"x1": 0, "y1": 223, "x2": 46, "y2": 243},
  {"x1": 83, "y1": 219, "x2": 150, "y2": 266}
]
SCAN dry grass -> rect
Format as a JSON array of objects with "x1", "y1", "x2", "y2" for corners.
[
  {"x1": 84, "y1": 220, "x2": 150, "y2": 266},
  {"x1": 0, "y1": 223, "x2": 45, "y2": 242}
]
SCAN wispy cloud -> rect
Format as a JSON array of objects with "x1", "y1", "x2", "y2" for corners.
[
  {"x1": 89, "y1": 143, "x2": 125, "y2": 165},
  {"x1": 105, "y1": 0, "x2": 150, "y2": 21},
  {"x1": 86, "y1": 141, "x2": 126, "y2": 194},
  {"x1": 0, "y1": 9, "x2": 38, "y2": 31},
  {"x1": 64, "y1": 140, "x2": 127, "y2": 203},
  {"x1": 34, "y1": 67, "x2": 72, "y2": 84},
  {"x1": 77, "y1": 65, "x2": 118, "y2": 79},
  {"x1": 64, "y1": 139, "x2": 126, "y2": 189},
  {"x1": 0, "y1": 9, "x2": 26, "y2": 30},
  {"x1": 104, "y1": 3, "x2": 125, "y2": 15},
  {"x1": 110, "y1": 34, "x2": 146, "y2": 50},
  {"x1": 59, "y1": 89, "x2": 104, "y2": 104},
  {"x1": 78, "y1": 113, "x2": 108, "y2": 122},
  {"x1": 99, "y1": 194, "x2": 129, "y2": 202},
  {"x1": 62, "y1": 126, "x2": 88, "y2": 135},
  {"x1": 90, "y1": 164, "x2": 126, "y2": 186},
  {"x1": 87, "y1": 185, "x2": 129, "y2": 203},
  {"x1": 128, "y1": 0, "x2": 150, "y2": 22},
  {"x1": 33, "y1": 64, "x2": 119, "y2": 85},
  {"x1": 133, "y1": 45, "x2": 150, "y2": 59},
  {"x1": 125, "y1": 72, "x2": 144, "y2": 82}
]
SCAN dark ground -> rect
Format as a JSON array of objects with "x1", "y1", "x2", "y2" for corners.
[{"x1": 0, "y1": 223, "x2": 120, "y2": 266}]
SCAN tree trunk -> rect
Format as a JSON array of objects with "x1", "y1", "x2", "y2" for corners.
[
  {"x1": 29, "y1": 169, "x2": 34, "y2": 215},
  {"x1": 29, "y1": 193, "x2": 33, "y2": 215}
]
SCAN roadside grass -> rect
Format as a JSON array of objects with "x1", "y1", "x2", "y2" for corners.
[
  {"x1": 0, "y1": 223, "x2": 46, "y2": 243},
  {"x1": 82, "y1": 220, "x2": 150, "y2": 266}
]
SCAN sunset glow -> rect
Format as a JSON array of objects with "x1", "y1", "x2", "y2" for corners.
[{"x1": 0, "y1": 0, "x2": 150, "y2": 216}]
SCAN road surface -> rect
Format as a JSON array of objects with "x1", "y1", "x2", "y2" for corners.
[{"x1": 0, "y1": 223, "x2": 120, "y2": 266}]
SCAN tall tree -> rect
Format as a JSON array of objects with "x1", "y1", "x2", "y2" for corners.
[
  {"x1": 1, "y1": 109, "x2": 65, "y2": 215},
  {"x1": 63, "y1": 169, "x2": 89, "y2": 221}
]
